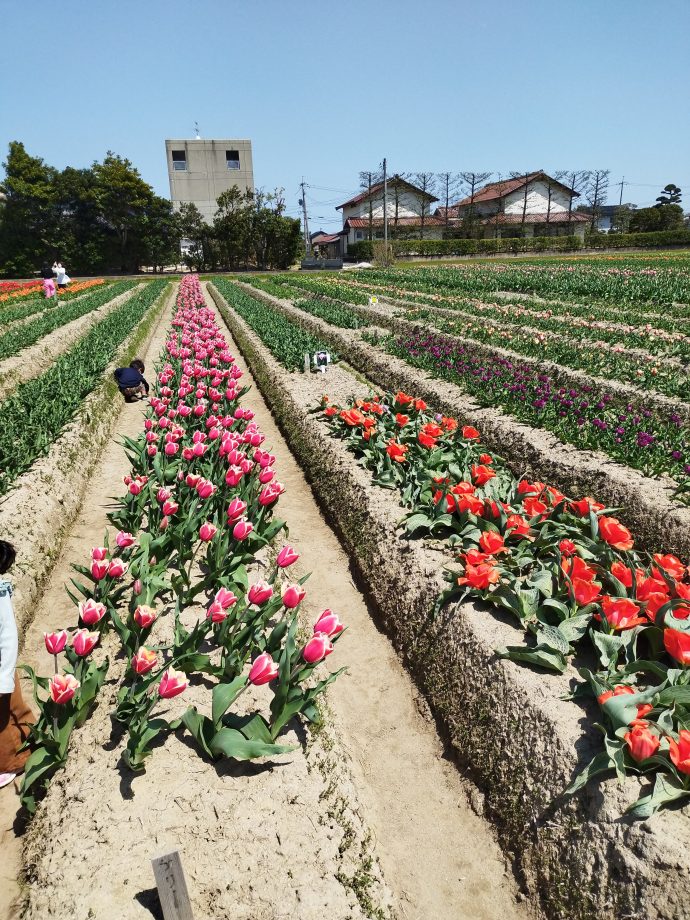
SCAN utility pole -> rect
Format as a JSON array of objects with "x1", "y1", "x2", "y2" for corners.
[
  {"x1": 617, "y1": 176, "x2": 626, "y2": 206},
  {"x1": 299, "y1": 180, "x2": 311, "y2": 256},
  {"x1": 383, "y1": 157, "x2": 388, "y2": 247}
]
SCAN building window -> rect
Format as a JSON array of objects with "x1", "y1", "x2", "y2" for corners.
[
  {"x1": 226, "y1": 150, "x2": 240, "y2": 170},
  {"x1": 375, "y1": 230, "x2": 384, "y2": 239},
  {"x1": 172, "y1": 150, "x2": 187, "y2": 171},
  {"x1": 355, "y1": 230, "x2": 364, "y2": 240}
]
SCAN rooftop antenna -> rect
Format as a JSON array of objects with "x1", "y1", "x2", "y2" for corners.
[{"x1": 194, "y1": 121, "x2": 201, "y2": 140}]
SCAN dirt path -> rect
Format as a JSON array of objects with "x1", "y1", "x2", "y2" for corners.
[
  {"x1": 0, "y1": 283, "x2": 144, "y2": 401},
  {"x1": 0, "y1": 285, "x2": 173, "y2": 920},
  {"x1": 206, "y1": 291, "x2": 533, "y2": 919}
]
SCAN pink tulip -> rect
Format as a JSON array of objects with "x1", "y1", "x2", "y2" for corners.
[
  {"x1": 206, "y1": 601, "x2": 228, "y2": 623},
  {"x1": 259, "y1": 482, "x2": 284, "y2": 506},
  {"x1": 199, "y1": 522, "x2": 218, "y2": 542},
  {"x1": 282, "y1": 584, "x2": 306, "y2": 609},
  {"x1": 226, "y1": 497, "x2": 247, "y2": 522},
  {"x1": 108, "y1": 559, "x2": 127, "y2": 579},
  {"x1": 91, "y1": 560, "x2": 108, "y2": 581},
  {"x1": 225, "y1": 466, "x2": 244, "y2": 487},
  {"x1": 147, "y1": 446, "x2": 157, "y2": 457},
  {"x1": 302, "y1": 634, "x2": 333, "y2": 664},
  {"x1": 192, "y1": 442, "x2": 206, "y2": 457},
  {"x1": 164, "y1": 442, "x2": 179, "y2": 456},
  {"x1": 248, "y1": 652, "x2": 279, "y2": 686},
  {"x1": 44, "y1": 630, "x2": 68, "y2": 655},
  {"x1": 196, "y1": 479, "x2": 216, "y2": 499},
  {"x1": 313, "y1": 609, "x2": 344, "y2": 637},
  {"x1": 232, "y1": 519, "x2": 253, "y2": 540},
  {"x1": 133, "y1": 578, "x2": 143, "y2": 595},
  {"x1": 162, "y1": 499, "x2": 179, "y2": 516},
  {"x1": 160, "y1": 515, "x2": 170, "y2": 531},
  {"x1": 157, "y1": 487, "x2": 171, "y2": 503},
  {"x1": 128, "y1": 480, "x2": 143, "y2": 495},
  {"x1": 49, "y1": 673, "x2": 80, "y2": 704},
  {"x1": 116, "y1": 531, "x2": 135, "y2": 549},
  {"x1": 132, "y1": 647, "x2": 158, "y2": 675},
  {"x1": 134, "y1": 605, "x2": 157, "y2": 629},
  {"x1": 158, "y1": 668, "x2": 188, "y2": 699},
  {"x1": 185, "y1": 473, "x2": 201, "y2": 488},
  {"x1": 214, "y1": 587, "x2": 238, "y2": 609},
  {"x1": 259, "y1": 467, "x2": 275, "y2": 484},
  {"x1": 79, "y1": 598, "x2": 106, "y2": 626},
  {"x1": 247, "y1": 581, "x2": 273, "y2": 606},
  {"x1": 72, "y1": 629, "x2": 99, "y2": 657},
  {"x1": 276, "y1": 545, "x2": 299, "y2": 568},
  {"x1": 91, "y1": 546, "x2": 108, "y2": 561}
]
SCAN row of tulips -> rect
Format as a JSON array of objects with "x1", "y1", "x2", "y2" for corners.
[
  {"x1": 319, "y1": 389, "x2": 690, "y2": 816},
  {"x1": 0, "y1": 277, "x2": 106, "y2": 307},
  {"x1": 18, "y1": 275, "x2": 345, "y2": 814}
]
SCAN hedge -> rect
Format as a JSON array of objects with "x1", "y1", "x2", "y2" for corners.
[{"x1": 347, "y1": 229, "x2": 690, "y2": 261}]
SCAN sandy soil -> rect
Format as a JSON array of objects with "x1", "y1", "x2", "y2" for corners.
[{"x1": 0, "y1": 283, "x2": 144, "y2": 402}]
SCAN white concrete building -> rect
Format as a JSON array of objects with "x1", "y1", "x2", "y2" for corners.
[
  {"x1": 439, "y1": 172, "x2": 588, "y2": 239},
  {"x1": 337, "y1": 176, "x2": 444, "y2": 251},
  {"x1": 165, "y1": 138, "x2": 254, "y2": 224}
]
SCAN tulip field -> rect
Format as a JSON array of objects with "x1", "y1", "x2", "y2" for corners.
[{"x1": 5, "y1": 257, "x2": 690, "y2": 920}]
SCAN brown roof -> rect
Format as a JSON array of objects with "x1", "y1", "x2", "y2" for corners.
[
  {"x1": 312, "y1": 233, "x2": 341, "y2": 244},
  {"x1": 345, "y1": 216, "x2": 445, "y2": 229},
  {"x1": 337, "y1": 176, "x2": 439, "y2": 210},
  {"x1": 479, "y1": 212, "x2": 590, "y2": 225},
  {"x1": 452, "y1": 172, "x2": 579, "y2": 208}
]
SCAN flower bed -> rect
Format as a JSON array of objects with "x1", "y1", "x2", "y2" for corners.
[
  {"x1": 206, "y1": 282, "x2": 690, "y2": 920},
  {"x1": 0, "y1": 279, "x2": 135, "y2": 360},
  {"x1": 0, "y1": 279, "x2": 111, "y2": 327},
  {"x1": 18, "y1": 275, "x2": 345, "y2": 814},
  {"x1": 0, "y1": 277, "x2": 107, "y2": 309}
]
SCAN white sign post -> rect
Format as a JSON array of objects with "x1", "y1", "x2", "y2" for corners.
[{"x1": 151, "y1": 849, "x2": 195, "y2": 920}]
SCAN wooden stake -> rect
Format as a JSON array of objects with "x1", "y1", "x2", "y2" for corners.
[{"x1": 151, "y1": 849, "x2": 194, "y2": 920}]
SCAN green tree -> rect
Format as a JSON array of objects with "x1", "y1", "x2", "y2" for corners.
[
  {"x1": 0, "y1": 141, "x2": 58, "y2": 277},
  {"x1": 655, "y1": 184, "x2": 682, "y2": 207},
  {"x1": 629, "y1": 204, "x2": 684, "y2": 233},
  {"x1": 611, "y1": 203, "x2": 636, "y2": 234},
  {"x1": 92, "y1": 152, "x2": 157, "y2": 271}
]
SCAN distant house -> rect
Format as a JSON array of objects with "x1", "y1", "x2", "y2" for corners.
[
  {"x1": 311, "y1": 231, "x2": 343, "y2": 259},
  {"x1": 593, "y1": 205, "x2": 617, "y2": 233},
  {"x1": 438, "y1": 171, "x2": 589, "y2": 240},
  {"x1": 337, "y1": 175, "x2": 444, "y2": 253}
]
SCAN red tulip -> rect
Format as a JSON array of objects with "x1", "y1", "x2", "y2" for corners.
[
  {"x1": 49, "y1": 673, "x2": 80, "y2": 704},
  {"x1": 282, "y1": 584, "x2": 306, "y2": 608},
  {"x1": 611, "y1": 561, "x2": 633, "y2": 588},
  {"x1": 134, "y1": 605, "x2": 157, "y2": 629},
  {"x1": 158, "y1": 668, "x2": 188, "y2": 699},
  {"x1": 91, "y1": 546, "x2": 108, "y2": 561},
  {"x1": 313, "y1": 609, "x2": 344, "y2": 637},
  {"x1": 479, "y1": 531, "x2": 505, "y2": 555},
  {"x1": 598, "y1": 516, "x2": 634, "y2": 551},
  {"x1": 247, "y1": 581, "x2": 273, "y2": 606},
  {"x1": 232, "y1": 519, "x2": 253, "y2": 540},
  {"x1": 624, "y1": 722, "x2": 660, "y2": 762},
  {"x1": 108, "y1": 559, "x2": 127, "y2": 579},
  {"x1": 79, "y1": 598, "x2": 106, "y2": 626},
  {"x1": 91, "y1": 560, "x2": 108, "y2": 581},
  {"x1": 457, "y1": 561, "x2": 500, "y2": 590},
  {"x1": 669, "y1": 729, "x2": 690, "y2": 775},
  {"x1": 664, "y1": 628, "x2": 690, "y2": 665},
  {"x1": 462, "y1": 425, "x2": 480, "y2": 440},
  {"x1": 597, "y1": 684, "x2": 635, "y2": 706},
  {"x1": 199, "y1": 522, "x2": 218, "y2": 542},
  {"x1": 559, "y1": 539, "x2": 576, "y2": 557},
  {"x1": 600, "y1": 596, "x2": 645, "y2": 631},
  {"x1": 276, "y1": 545, "x2": 299, "y2": 568},
  {"x1": 44, "y1": 630, "x2": 68, "y2": 655},
  {"x1": 72, "y1": 628, "x2": 99, "y2": 657},
  {"x1": 248, "y1": 652, "x2": 279, "y2": 685},
  {"x1": 132, "y1": 647, "x2": 158, "y2": 675},
  {"x1": 302, "y1": 633, "x2": 333, "y2": 664}
]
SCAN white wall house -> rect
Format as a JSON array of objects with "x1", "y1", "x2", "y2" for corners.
[
  {"x1": 439, "y1": 172, "x2": 588, "y2": 239},
  {"x1": 337, "y1": 176, "x2": 444, "y2": 251}
]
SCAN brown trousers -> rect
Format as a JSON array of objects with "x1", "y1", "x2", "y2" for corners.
[{"x1": 0, "y1": 674, "x2": 35, "y2": 773}]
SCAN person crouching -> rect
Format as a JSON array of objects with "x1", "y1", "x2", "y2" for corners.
[{"x1": 114, "y1": 359, "x2": 150, "y2": 402}]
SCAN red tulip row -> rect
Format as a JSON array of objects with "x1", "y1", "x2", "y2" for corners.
[
  {"x1": 319, "y1": 389, "x2": 690, "y2": 817},
  {"x1": 18, "y1": 276, "x2": 346, "y2": 813}
]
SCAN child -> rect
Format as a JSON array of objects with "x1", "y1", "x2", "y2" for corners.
[
  {"x1": 0, "y1": 540, "x2": 35, "y2": 788},
  {"x1": 114, "y1": 359, "x2": 150, "y2": 403}
]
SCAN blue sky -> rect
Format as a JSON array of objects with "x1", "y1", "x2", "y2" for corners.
[{"x1": 2, "y1": 0, "x2": 689, "y2": 231}]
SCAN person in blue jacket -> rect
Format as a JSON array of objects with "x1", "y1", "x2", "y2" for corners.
[{"x1": 114, "y1": 359, "x2": 150, "y2": 402}]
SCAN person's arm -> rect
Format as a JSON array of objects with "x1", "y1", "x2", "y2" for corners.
[
  {"x1": 0, "y1": 591, "x2": 18, "y2": 695},
  {"x1": 141, "y1": 375, "x2": 150, "y2": 395}
]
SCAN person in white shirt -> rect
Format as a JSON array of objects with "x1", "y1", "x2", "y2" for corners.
[
  {"x1": 0, "y1": 540, "x2": 35, "y2": 788},
  {"x1": 52, "y1": 262, "x2": 71, "y2": 289}
]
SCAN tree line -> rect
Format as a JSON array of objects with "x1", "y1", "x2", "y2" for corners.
[
  {"x1": 0, "y1": 142, "x2": 301, "y2": 278},
  {"x1": 356, "y1": 168, "x2": 686, "y2": 239}
]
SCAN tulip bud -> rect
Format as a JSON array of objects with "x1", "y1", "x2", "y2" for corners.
[
  {"x1": 282, "y1": 584, "x2": 306, "y2": 609},
  {"x1": 44, "y1": 630, "x2": 68, "y2": 655},
  {"x1": 302, "y1": 633, "x2": 333, "y2": 664},
  {"x1": 133, "y1": 578, "x2": 143, "y2": 596},
  {"x1": 72, "y1": 628, "x2": 99, "y2": 657},
  {"x1": 79, "y1": 598, "x2": 107, "y2": 626},
  {"x1": 160, "y1": 515, "x2": 170, "y2": 531},
  {"x1": 247, "y1": 581, "x2": 273, "y2": 606},
  {"x1": 199, "y1": 522, "x2": 218, "y2": 542},
  {"x1": 49, "y1": 673, "x2": 80, "y2": 704},
  {"x1": 313, "y1": 609, "x2": 344, "y2": 637},
  {"x1": 248, "y1": 652, "x2": 279, "y2": 686},
  {"x1": 276, "y1": 545, "x2": 299, "y2": 568},
  {"x1": 91, "y1": 546, "x2": 108, "y2": 561},
  {"x1": 158, "y1": 668, "x2": 188, "y2": 699}
]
